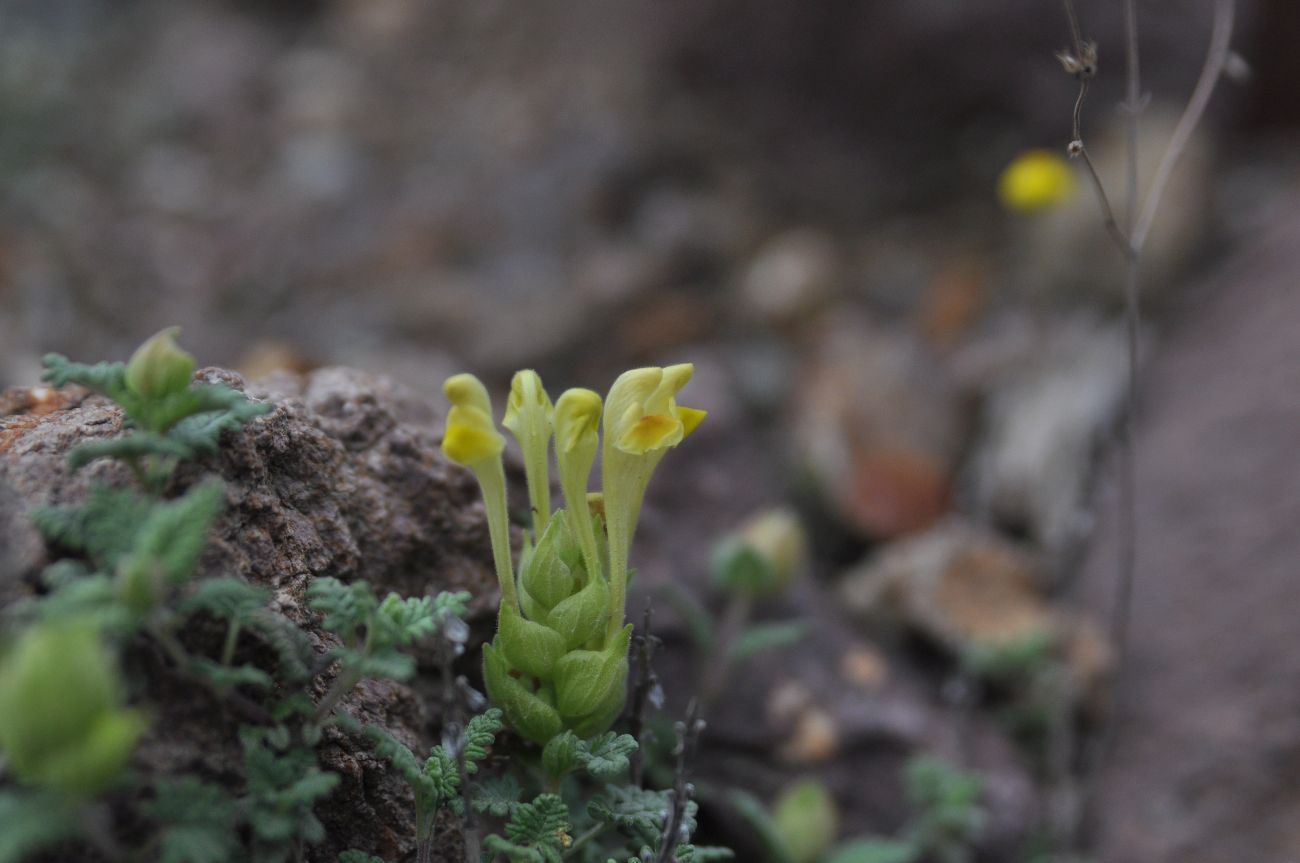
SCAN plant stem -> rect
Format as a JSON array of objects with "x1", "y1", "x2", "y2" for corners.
[
  {"x1": 563, "y1": 823, "x2": 605, "y2": 860},
  {"x1": 220, "y1": 619, "x2": 242, "y2": 668}
]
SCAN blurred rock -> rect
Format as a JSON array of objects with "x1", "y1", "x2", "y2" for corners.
[
  {"x1": 965, "y1": 315, "x2": 1128, "y2": 561},
  {"x1": 840, "y1": 518, "x2": 1055, "y2": 653},
  {"x1": 740, "y1": 228, "x2": 840, "y2": 326},
  {"x1": 791, "y1": 315, "x2": 964, "y2": 540}
]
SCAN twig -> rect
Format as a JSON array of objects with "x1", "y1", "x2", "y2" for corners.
[
  {"x1": 627, "y1": 603, "x2": 662, "y2": 788},
  {"x1": 1131, "y1": 0, "x2": 1236, "y2": 252},
  {"x1": 655, "y1": 700, "x2": 705, "y2": 863}
]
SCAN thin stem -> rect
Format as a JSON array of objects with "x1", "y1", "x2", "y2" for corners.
[
  {"x1": 1131, "y1": 0, "x2": 1235, "y2": 252},
  {"x1": 699, "y1": 592, "x2": 754, "y2": 709},
  {"x1": 627, "y1": 603, "x2": 660, "y2": 788},
  {"x1": 523, "y1": 442, "x2": 551, "y2": 538},
  {"x1": 220, "y1": 620, "x2": 242, "y2": 668},
  {"x1": 475, "y1": 460, "x2": 520, "y2": 613}
]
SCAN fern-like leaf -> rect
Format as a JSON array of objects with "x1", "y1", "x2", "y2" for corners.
[{"x1": 143, "y1": 779, "x2": 241, "y2": 863}]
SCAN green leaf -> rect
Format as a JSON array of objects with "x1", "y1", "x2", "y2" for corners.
[
  {"x1": 541, "y1": 731, "x2": 581, "y2": 779},
  {"x1": 464, "y1": 707, "x2": 504, "y2": 772},
  {"x1": 577, "y1": 732, "x2": 638, "y2": 781},
  {"x1": 823, "y1": 839, "x2": 916, "y2": 863},
  {"x1": 730, "y1": 621, "x2": 809, "y2": 662},
  {"x1": 678, "y1": 846, "x2": 735, "y2": 862},
  {"x1": 338, "y1": 853, "x2": 388, "y2": 863},
  {"x1": 545, "y1": 570, "x2": 609, "y2": 650},
  {"x1": 307, "y1": 578, "x2": 377, "y2": 639},
  {"x1": 132, "y1": 481, "x2": 225, "y2": 584},
  {"x1": 30, "y1": 485, "x2": 153, "y2": 568},
  {"x1": 363, "y1": 725, "x2": 432, "y2": 797},
  {"x1": 372, "y1": 594, "x2": 436, "y2": 649},
  {"x1": 143, "y1": 778, "x2": 241, "y2": 863},
  {"x1": 471, "y1": 774, "x2": 523, "y2": 818},
  {"x1": 485, "y1": 794, "x2": 569, "y2": 862},
  {"x1": 191, "y1": 658, "x2": 274, "y2": 690},
  {"x1": 0, "y1": 791, "x2": 79, "y2": 863},
  {"x1": 165, "y1": 388, "x2": 272, "y2": 454},
  {"x1": 424, "y1": 746, "x2": 463, "y2": 814},
  {"x1": 588, "y1": 786, "x2": 677, "y2": 847},
  {"x1": 41, "y1": 354, "x2": 129, "y2": 398},
  {"x1": 246, "y1": 609, "x2": 315, "y2": 683},
  {"x1": 519, "y1": 512, "x2": 576, "y2": 611},
  {"x1": 183, "y1": 577, "x2": 270, "y2": 622}
]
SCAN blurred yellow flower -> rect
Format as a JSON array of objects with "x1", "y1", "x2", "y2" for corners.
[{"x1": 997, "y1": 149, "x2": 1076, "y2": 212}]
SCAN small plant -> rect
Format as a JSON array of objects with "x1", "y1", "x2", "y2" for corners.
[{"x1": 440, "y1": 367, "x2": 705, "y2": 744}]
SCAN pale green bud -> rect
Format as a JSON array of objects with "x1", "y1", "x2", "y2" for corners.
[
  {"x1": 519, "y1": 512, "x2": 577, "y2": 612},
  {"x1": 772, "y1": 778, "x2": 840, "y2": 863},
  {"x1": 554, "y1": 624, "x2": 632, "y2": 719},
  {"x1": 482, "y1": 643, "x2": 563, "y2": 745},
  {"x1": 545, "y1": 571, "x2": 610, "y2": 650},
  {"x1": 0, "y1": 623, "x2": 146, "y2": 796},
  {"x1": 714, "y1": 508, "x2": 807, "y2": 597},
  {"x1": 125, "y1": 327, "x2": 195, "y2": 400},
  {"x1": 497, "y1": 603, "x2": 566, "y2": 681}
]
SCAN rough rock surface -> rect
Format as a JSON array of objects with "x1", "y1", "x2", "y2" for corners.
[
  {"x1": 0, "y1": 366, "x2": 499, "y2": 862},
  {"x1": 1077, "y1": 194, "x2": 1300, "y2": 862}
]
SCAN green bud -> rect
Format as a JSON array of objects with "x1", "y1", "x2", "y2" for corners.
[
  {"x1": 520, "y1": 512, "x2": 577, "y2": 612},
  {"x1": 541, "y1": 730, "x2": 581, "y2": 779},
  {"x1": 498, "y1": 603, "x2": 566, "y2": 681},
  {"x1": 0, "y1": 623, "x2": 146, "y2": 796},
  {"x1": 545, "y1": 570, "x2": 610, "y2": 650},
  {"x1": 711, "y1": 540, "x2": 779, "y2": 595},
  {"x1": 125, "y1": 327, "x2": 195, "y2": 400},
  {"x1": 566, "y1": 660, "x2": 629, "y2": 739},
  {"x1": 772, "y1": 778, "x2": 839, "y2": 863},
  {"x1": 482, "y1": 643, "x2": 563, "y2": 745},
  {"x1": 738, "y1": 509, "x2": 805, "y2": 594},
  {"x1": 554, "y1": 624, "x2": 632, "y2": 719},
  {"x1": 116, "y1": 553, "x2": 166, "y2": 613}
]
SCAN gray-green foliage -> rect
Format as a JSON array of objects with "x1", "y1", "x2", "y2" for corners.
[
  {"x1": 482, "y1": 793, "x2": 571, "y2": 863},
  {"x1": 308, "y1": 578, "x2": 469, "y2": 684},
  {"x1": 144, "y1": 778, "x2": 242, "y2": 863}
]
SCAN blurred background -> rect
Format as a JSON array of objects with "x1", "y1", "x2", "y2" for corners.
[{"x1": 2, "y1": 0, "x2": 1298, "y2": 860}]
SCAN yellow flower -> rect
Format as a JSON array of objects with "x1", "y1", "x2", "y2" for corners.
[
  {"x1": 442, "y1": 373, "x2": 516, "y2": 611},
  {"x1": 502, "y1": 370, "x2": 555, "y2": 536},
  {"x1": 997, "y1": 149, "x2": 1076, "y2": 212},
  {"x1": 442, "y1": 374, "x2": 505, "y2": 467},
  {"x1": 601, "y1": 364, "x2": 705, "y2": 639}
]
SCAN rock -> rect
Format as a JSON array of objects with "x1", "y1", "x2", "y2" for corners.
[
  {"x1": 839, "y1": 518, "x2": 1055, "y2": 653},
  {"x1": 740, "y1": 228, "x2": 840, "y2": 327},
  {"x1": 963, "y1": 314, "x2": 1129, "y2": 562},
  {"x1": 839, "y1": 518, "x2": 1111, "y2": 715},
  {"x1": 0, "y1": 366, "x2": 499, "y2": 862},
  {"x1": 790, "y1": 315, "x2": 964, "y2": 540}
]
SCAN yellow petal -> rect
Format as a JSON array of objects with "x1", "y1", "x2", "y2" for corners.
[
  {"x1": 678, "y1": 406, "x2": 707, "y2": 438},
  {"x1": 443, "y1": 373, "x2": 493, "y2": 415},
  {"x1": 442, "y1": 405, "x2": 505, "y2": 466},
  {"x1": 616, "y1": 412, "x2": 683, "y2": 455},
  {"x1": 554, "y1": 388, "x2": 602, "y2": 454},
  {"x1": 502, "y1": 369, "x2": 553, "y2": 438}
]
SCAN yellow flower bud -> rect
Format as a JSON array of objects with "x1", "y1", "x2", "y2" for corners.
[
  {"x1": 502, "y1": 370, "x2": 554, "y2": 536},
  {"x1": 997, "y1": 149, "x2": 1076, "y2": 212},
  {"x1": 555, "y1": 388, "x2": 603, "y2": 577}
]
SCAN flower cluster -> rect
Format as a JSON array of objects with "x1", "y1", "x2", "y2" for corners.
[{"x1": 442, "y1": 366, "x2": 704, "y2": 743}]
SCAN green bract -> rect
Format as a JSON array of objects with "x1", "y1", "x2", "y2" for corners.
[
  {"x1": 442, "y1": 367, "x2": 704, "y2": 744},
  {"x1": 0, "y1": 623, "x2": 146, "y2": 796}
]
